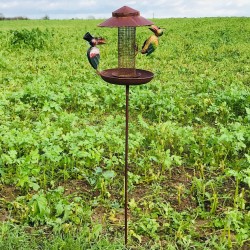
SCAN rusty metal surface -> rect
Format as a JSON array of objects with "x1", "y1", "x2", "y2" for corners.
[
  {"x1": 100, "y1": 68, "x2": 154, "y2": 85},
  {"x1": 97, "y1": 6, "x2": 155, "y2": 247},
  {"x1": 98, "y1": 6, "x2": 153, "y2": 27},
  {"x1": 112, "y1": 68, "x2": 137, "y2": 78},
  {"x1": 125, "y1": 85, "x2": 129, "y2": 246}
]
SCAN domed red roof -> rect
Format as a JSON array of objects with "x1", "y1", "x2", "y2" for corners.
[{"x1": 98, "y1": 6, "x2": 153, "y2": 27}]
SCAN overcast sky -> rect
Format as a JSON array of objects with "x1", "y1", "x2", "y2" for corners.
[{"x1": 1, "y1": 0, "x2": 250, "y2": 19}]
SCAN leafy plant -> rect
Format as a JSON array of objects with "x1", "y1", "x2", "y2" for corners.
[
  {"x1": 9, "y1": 28, "x2": 54, "y2": 50},
  {"x1": 0, "y1": 17, "x2": 249, "y2": 249}
]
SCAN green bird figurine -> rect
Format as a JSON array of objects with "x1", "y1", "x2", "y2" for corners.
[
  {"x1": 83, "y1": 32, "x2": 106, "y2": 73},
  {"x1": 141, "y1": 25, "x2": 164, "y2": 56}
]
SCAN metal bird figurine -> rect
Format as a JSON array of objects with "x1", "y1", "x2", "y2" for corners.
[
  {"x1": 141, "y1": 25, "x2": 164, "y2": 56},
  {"x1": 83, "y1": 32, "x2": 106, "y2": 73}
]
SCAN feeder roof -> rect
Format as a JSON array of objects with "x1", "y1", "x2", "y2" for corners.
[{"x1": 98, "y1": 6, "x2": 153, "y2": 27}]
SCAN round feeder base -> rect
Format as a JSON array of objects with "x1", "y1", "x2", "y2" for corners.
[{"x1": 100, "y1": 68, "x2": 154, "y2": 85}]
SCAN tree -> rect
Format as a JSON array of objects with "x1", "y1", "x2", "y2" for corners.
[
  {"x1": 87, "y1": 15, "x2": 95, "y2": 20},
  {"x1": 42, "y1": 15, "x2": 50, "y2": 20}
]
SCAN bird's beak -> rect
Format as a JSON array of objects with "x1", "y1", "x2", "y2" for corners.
[
  {"x1": 97, "y1": 37, "x2": 106, "y2": 45},
  {"x1": 149, "y1": 25, "x2": 158, "y2": 33},
  {"x1": 149, "y1": 27, "x2": 155, "y2": 33}
]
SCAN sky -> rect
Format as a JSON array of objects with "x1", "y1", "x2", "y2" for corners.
[{"x1": 1, "y1": 0, "x2": 250, "y2": 19}]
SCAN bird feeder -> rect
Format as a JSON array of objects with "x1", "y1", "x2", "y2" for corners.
[
  {"x1": 99, "y1": 6, "x2": 154, "y2": 83},
  {"x1": 98, "y1": 6, "x2": 155, "y2": 246}
]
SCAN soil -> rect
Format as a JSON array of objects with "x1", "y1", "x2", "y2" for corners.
[
  {"x1": 0, "y1": 184, "x2": 20, "y2": 222},
  {"x1": 0, "y1": 184, "x2": 19, "y2": 202},
  {"x1": 58, "y1": 179, "x2": 92, "y2": 196}
]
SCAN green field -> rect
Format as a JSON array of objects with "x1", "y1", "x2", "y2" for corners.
[{"x1": 0, "y1": 17, "x2": 250, "y2": 249}]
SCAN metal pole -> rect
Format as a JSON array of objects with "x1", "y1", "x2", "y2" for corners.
[{"x1": 125, "y1": 84, "x2": 129, "y2": 247}]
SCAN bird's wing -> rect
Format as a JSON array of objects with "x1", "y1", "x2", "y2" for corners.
[
  {"x1": 141, "y1": 35, "x2": 159, "y2": 55},
  {"x1": 87, "y1": 47, "x2": 100, "y2": 70},
  {"x1": 146, "y1": 43, "x2": 155, "y2": 56}
]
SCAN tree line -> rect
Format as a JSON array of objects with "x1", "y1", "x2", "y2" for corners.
[{"x1": 0, "y1": 13, "x2": 50, "y2": 20}]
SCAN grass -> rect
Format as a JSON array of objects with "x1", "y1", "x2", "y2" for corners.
[{"x1": 0, "y1": 17, "x2": 250, "y2": 249}]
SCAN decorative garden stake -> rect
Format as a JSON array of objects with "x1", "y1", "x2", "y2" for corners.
[
  {"x1": 84, "y1": 6, "x2": 163, "y2": 247},
  {"x1": 99, "y1": 6, "x2": 154, "y2": 247}
]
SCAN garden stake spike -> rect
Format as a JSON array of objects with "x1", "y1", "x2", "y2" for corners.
[{"x1": 125, "y1": 84, "x2": 129, "y2": 246}]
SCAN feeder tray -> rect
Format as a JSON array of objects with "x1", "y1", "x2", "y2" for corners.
[{"x1": 100, "y1": 68, "x2": 154, "y2": 85}]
